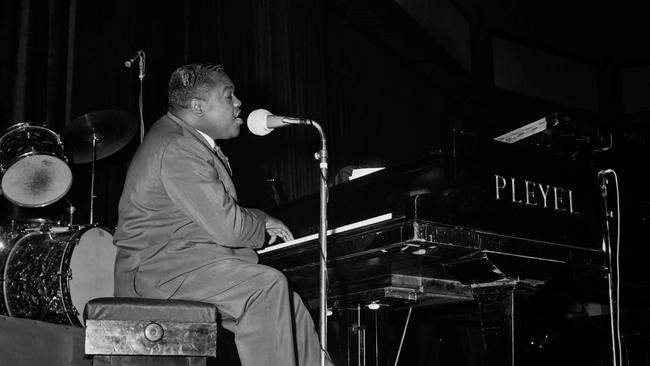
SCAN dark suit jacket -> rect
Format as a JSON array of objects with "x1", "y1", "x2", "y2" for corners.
[{"x1": 113, "y1": 112, "x2": 267, "y2": 298}]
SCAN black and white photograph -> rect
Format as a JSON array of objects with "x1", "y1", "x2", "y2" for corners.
[{"x1": 1, "y1": 1, "x2": 649, "y2": 365}]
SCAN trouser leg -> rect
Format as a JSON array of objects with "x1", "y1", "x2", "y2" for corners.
[
  {"x1": 291, "y1": 292, "x2": 335, "y2": 366},
  {"x1": 160, "y1": 259, "x2": 329, "y2": 366},
  {"x1": 230, "y1": 265, "x2": 295, "y2": 366}
]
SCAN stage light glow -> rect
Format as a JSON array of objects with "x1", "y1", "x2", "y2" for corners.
[{"x1": 367, "y1": 302, "x2": 380, "y2": 310}]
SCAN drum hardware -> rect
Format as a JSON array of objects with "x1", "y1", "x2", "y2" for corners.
[
  {"x1": 62, "y1": 110, "x2": 136, "y2": 224},
  {"x1": 63, "y1": 197, "x2": 77, "y2": 226},
  {"x1": 68, "y1": 205, "x2": 76, "y2": 226},
  {"x1": 0, "y1": 122, "x2": 73, "y2": 207},
  {"x1": 7, "y1": 218, "x2": 61, "y2": 233}
]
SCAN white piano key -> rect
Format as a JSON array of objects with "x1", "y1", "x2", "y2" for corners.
[{"x1": 257, "y1": 213, "x2": 393, "y2": 254}]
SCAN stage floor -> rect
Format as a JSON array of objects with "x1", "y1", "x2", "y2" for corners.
[{"x1": 0, "y1": 315, "x2": 90, "y2": 366}]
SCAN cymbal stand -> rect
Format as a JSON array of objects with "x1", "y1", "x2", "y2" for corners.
[{"x1": 89, "y1": 130, "x2": 98, "y2": 224}]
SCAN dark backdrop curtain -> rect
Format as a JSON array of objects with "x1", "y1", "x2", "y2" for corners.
[
  {"x1": 0, "y1": 0, "x2": 334, "y2": 228},
  {"x1": 1, "y1": 0, "x2": 456, "y2": 229}
]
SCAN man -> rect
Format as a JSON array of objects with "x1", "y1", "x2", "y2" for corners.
[{"x1": 113, "y1": 63, "x2": 332, "y2": 366}]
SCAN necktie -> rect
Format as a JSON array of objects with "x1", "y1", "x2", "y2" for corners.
[{"x1": 213, "y1": 145, "x2": 233, "y2": 176}]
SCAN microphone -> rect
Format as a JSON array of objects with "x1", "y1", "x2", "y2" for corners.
[
  {"x1": 124, "y1": 50, "x2": 144, "y2": 68},
  {"x1": 598, "y1": 169, "x2": 614, "y2": 199},
  {"x1": 247, "y1": 109, "x2": 311, "y2": 136}
]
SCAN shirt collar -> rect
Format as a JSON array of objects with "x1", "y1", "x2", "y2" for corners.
[{"x1": 195, "y1": 128, "x2": 216, "y2": 150}]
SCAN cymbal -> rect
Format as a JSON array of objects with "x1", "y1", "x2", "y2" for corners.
[{"x1": 62, "y1": 109, "x2": 137, "y2": 164}]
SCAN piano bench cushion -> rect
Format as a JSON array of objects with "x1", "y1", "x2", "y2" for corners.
[
  {"x1": 84, "y1": 297, "x2": 217, "y2": 358},
  {"x1": 84, "y1": 297, "x2": 217, "y2": 322}
]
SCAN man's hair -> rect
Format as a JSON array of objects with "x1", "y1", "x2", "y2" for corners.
[{"x1": 168, "y1": 63, "x2": 226, "y2": 110}]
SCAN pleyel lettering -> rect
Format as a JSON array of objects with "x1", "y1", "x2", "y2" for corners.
[
  {"x1": 510, "y1": 177, "x2": 522, "y2": 204},
  {"x1": 568, "y1": 189, "x2": 579, "y2": 214},
  {"x1": 553, "y1": 186, "x2": 566, "y2": 212},
  {"x1": 525, "y1": 180, "x2": 538, "y2": 206},
  {"x1": 538, "y1": 183, "x2": 550, "y2": 208},
  {"x1": 493, "y1": 174, "x2": 579, "y2": 215},
  {"x1": 495, "y1": 175, "x2": 507, "y2": 200}
]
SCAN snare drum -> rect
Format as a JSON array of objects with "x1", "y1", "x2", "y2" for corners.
[
  {"x1": 0, "y1": 123, "x2": 72, "y2": 207},
  {"x1": 2, "y1": 225, "x2": 116, "y2": 326}
]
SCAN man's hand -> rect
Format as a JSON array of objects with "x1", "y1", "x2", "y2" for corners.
[{"x1": 265, "y1": 215, "x2": 294, "y2": 245}]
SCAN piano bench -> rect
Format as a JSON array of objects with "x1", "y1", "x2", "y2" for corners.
[{"x1": 84, "y1": 297, "x2": 218, "y2": 366}]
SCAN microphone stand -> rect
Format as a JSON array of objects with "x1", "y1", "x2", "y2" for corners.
[
  {"x1": 89, "y1": 130, "x2": 98, "y2": 224},
  {"x1": 599, "y1": 171, "x2": 621, "y2": 366},
  {"x1": 137, "y1": 52, "x2": 145, "y2": 143},
  {"x1": 253, "y1": 112, "x2": 329, "y2": 364},
  {"x1": 125, "y1": 50, "x2": 146, "y2": 143},
  {"x1": 310, "y1": 120, "x2": 329, "y2": 366}
]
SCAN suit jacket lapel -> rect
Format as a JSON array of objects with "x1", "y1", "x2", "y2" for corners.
[{"x1": 165, "y1": 112, "x2": 238, "y2": 200}]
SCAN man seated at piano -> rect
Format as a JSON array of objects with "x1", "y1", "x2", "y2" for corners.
[{"x1": 113, "y1": 63, "x2": 334, "y2": 366}]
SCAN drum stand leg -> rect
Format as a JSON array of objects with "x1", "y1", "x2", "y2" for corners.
[
  {"x1": 65, "y1": 198, "x2": 76, "y2": 227},
  {"x1": 89, "y1": 131, "x2": 97, "y2": 225}
]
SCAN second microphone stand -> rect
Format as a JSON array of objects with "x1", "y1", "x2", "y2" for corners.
[{"x1": 136, "y1": 52, "x2": 145, "y2": 143}]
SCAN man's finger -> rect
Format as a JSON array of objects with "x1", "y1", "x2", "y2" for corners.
[
  {"x1": 285, "y1": 231, "x2": 294, "y2": 241},
  {"x1": 281, "y1": 231, "x2": 293, "y2": 242}
]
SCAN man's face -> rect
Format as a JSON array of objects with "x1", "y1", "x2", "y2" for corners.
[{"x1": 197, "y1": 73, "x2": 243, "y2": 140}]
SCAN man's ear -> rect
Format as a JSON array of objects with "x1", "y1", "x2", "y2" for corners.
[{"x1": 190, "y1": 98, "x2": 204, "y2": 116}]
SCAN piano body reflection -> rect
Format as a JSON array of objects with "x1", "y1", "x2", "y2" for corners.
[{"x1": 259, "y1": 130, "x2": 607, "y2": 365}]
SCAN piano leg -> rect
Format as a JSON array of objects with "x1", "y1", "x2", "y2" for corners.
[
  {"x1": 473, "y1": 280, "x2": 541, "y2": 366},
  {"x1": 327, "y1": 306, "x2": 370, "y2": 366}
]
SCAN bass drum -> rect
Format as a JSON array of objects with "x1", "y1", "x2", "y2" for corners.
[
  {"x1": 2, "y1": 225, "x2": 116, "y2": 326},
  {"x1": 0, "y1": 224, "x2": 22, "y2": 315}
]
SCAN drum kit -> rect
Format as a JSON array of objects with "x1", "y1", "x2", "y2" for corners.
[{"x1": 0, "y1": 110, "x2": 137, "y2": 326}]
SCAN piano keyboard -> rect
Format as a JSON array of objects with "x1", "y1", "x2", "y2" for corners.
[{"x1": 257, "y1": 213, "x2": 393, "y2": 254}]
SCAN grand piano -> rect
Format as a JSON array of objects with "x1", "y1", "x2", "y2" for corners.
[{"x1": 259, "y1": 129, "x2": 608, "y2": 365}]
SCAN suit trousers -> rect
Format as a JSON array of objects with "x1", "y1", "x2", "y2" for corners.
[{"x1": 160, "y1": 258, "x2": 332, "y2": 366}]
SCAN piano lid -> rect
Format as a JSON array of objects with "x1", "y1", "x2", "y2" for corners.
[
  {"x1": 448, "y1": 129, "x2": 604, "y2": 250},
  {"x1": 267, "y1": 129, "x2": 604, "y2": 252}
]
